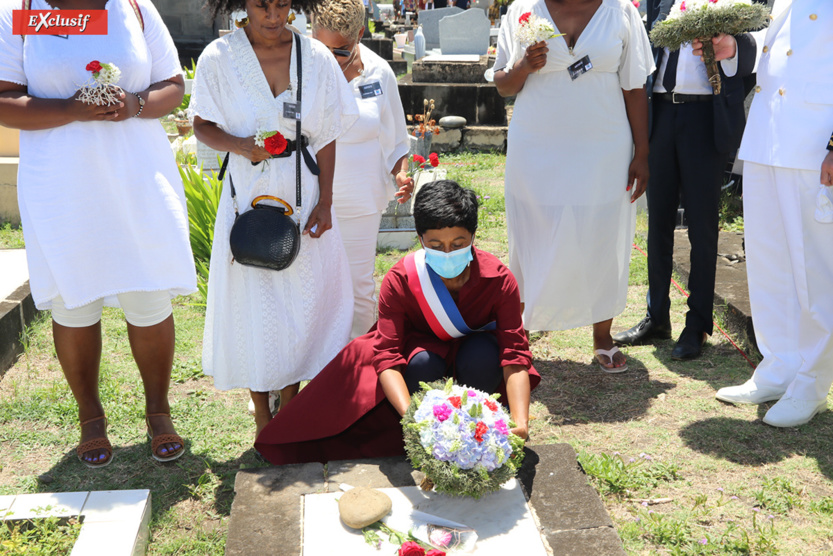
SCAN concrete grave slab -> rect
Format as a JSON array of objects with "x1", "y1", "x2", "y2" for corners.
[
  {"x1": 418, "y1": 7, "x2": 463, "y2": 49},
  {"x1": 439, "y1": 10, "x2": 490, "y2": 55}
]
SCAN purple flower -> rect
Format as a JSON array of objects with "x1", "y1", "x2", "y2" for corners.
[
  {"x1": 752, "y1": 507, "x2": 761, "y2": 512},
  {"x1": 629, "y1": 458, "x2": 636, "y2": 463},
  {"x1": 641, "y1": 501, "x2": 648, "y2": 507},
  {"x1": 730, "y1": 496, "x2": 739, "y2": 500},
  {"x1": 768, "y1": 515, "x2": 774, "y2": 520},
  {"x1": 717, "y1": 487, "x2": 724, "y2": 492},
  {"x1": 699, "y1": 538, "x2": 708, "y2": 545},
  {"x1": 494, "y1": 419, "x2": 509, "y2": 435},
  {"x1": 433, "y1": 404, "x2": 452, "y2": 422},
  {"x1": 468, "y1": 389, "x2": 477, "y2": 397},
  {"x1": 484, "y1": 195, "x2": 491, "y2": 200}
]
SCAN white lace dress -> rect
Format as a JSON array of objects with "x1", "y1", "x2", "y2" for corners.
[{"x1": 189, "y1": 29, "x2": 359, "y2": 391}]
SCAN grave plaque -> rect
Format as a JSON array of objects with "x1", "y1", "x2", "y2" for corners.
[
  {"x1": 418, "y1": 6, "x2": 463, "y2": 49},
  {"x1": 439, "y1": 9, "x2": 490, "y2": 55}
]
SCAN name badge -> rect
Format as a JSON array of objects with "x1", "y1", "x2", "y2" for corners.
[
  {"x1": 358, "y1": 81, "x2": 383, "y2": 99},
  {"x1": 567, "y1": 55, "x2": 592, "y2": 81},
  {"x1": 283, "y1": 101, "x2": 301, "y2": 120}
]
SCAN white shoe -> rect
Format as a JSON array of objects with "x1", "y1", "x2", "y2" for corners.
[
  {"x1": 247, "y1": 391, "x2": 280, "y2": 415},
  {"x1": 762, "y1": 397, "x2": 827, "y2": 428},
  {"x1": 715, "y1": 380, "x2": 784, "y2": 405}
]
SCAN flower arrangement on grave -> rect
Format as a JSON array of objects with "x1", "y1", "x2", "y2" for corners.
[
  {"x1": 77, "y1": 60, "x2": 122, "y2": 106},
  {"x1": 255, "y1": 128, "x2": 289, "y2": 157},
  {"x1": 407, "y1": 99, "x2": 440, "y2": 140},
  {"x1": 402, "y1": 379, "x2": 526, "y2": 499},
  {"x1": 362, "y1": 522, "x2": 449, "y2": 555},
  {"x1": 516, "y1": 12, "x2": 562, "y2": 48},
  {"x1": 649, "y1": 0, "x2": 769, "y2": 94}
]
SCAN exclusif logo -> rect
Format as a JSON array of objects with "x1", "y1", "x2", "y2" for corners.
[{"x1": 12, "y1": 10, "x2": 108, "y2": 35}]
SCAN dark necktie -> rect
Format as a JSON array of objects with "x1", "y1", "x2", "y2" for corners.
[{"x1": 662, "y1": 49, "x2": 679, "y2": 92}]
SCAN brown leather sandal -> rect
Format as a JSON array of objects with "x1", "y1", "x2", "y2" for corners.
[
  {"x1": 76, "y1": 416, "x2": 113, "y2": 469},
  {"x1": 146, "y1": 412, "x2": 185, "y2": 463}
]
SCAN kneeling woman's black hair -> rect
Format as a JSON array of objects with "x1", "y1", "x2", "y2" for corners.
[
  {"x1": 413, "y1": 180, "x2": 479, "y2": 236},
  {"x1": 205, "y1": 0, "x2": 324, "y2": 20}
]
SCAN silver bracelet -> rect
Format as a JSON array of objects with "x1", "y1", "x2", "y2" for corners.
[{"x1": 132, "y1": 92, "x2": 145, "y2": 118}]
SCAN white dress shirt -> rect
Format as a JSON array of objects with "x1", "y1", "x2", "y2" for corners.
[{"x1": 654, "y1": 43, "x2": 740, "y2": 95}]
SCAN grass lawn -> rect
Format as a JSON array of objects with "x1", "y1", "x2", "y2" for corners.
[{"x1": 1, "y1": 152, "x2": 832, "y2": 554}]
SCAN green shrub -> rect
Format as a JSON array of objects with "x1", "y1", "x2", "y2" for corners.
[{"x1": 179, "y1": 163, "x2": 223, "y2": 301}]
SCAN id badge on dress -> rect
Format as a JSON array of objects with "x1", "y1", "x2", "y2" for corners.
[
  {"x1": 567, "y1": 55, "x2": 592, "y2": 81},
  {"x1": 283, "y1": 101, "x2": 301, "y2": 120},
  {"x1": 358, "y1": 81, "x2": 383, "y2": 99}
]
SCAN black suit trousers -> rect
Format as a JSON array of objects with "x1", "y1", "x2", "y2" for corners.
[{"x1": 646, "y1": 99, "x2": 728, "y2": 335}]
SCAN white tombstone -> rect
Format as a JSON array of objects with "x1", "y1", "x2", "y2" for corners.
[
  {"x1": 417, "y1": 6, "x2": 463, "y2": 50},
  {"x1": 439, "y1": 9, "x2": 490, "y2": 55}
]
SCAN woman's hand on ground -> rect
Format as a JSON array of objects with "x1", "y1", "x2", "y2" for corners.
[
  {"x1": 394, "y1": 171, "x2": 414, "y2": 203},
  {"x1": 627, "y1": 152, "x2": 649, "y2": 203},
  {"x1": 303, "y1": 202, "x2": 333, "y2": 238},
  {"x1": 68, "y1": 89, "x2": 123, "y2": 122},
  {"x1": 521, "y1": 41, "x2": 548, "y2": 73}
]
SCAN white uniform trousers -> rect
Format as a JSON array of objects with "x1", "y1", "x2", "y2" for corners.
[
  {"x1": 744, "y1": 162, "x2": 833, "y2": 402},
  {"x1": 336, "y1": 212, "x2": 383, "y2": 339}
]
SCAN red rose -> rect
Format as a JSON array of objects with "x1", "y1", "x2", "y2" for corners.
[
  {"x1": 447, "y1": 396, "x2": 461, "y2": 409},
  {"x1": 398, "y1": 541, "x2": 425, "y2": 556},
  {"x1": 86, "y1": 60, "x2": 102, "y2": 73},
  {"x1": 484, "y1": 399, "x2": 497, "y2": 412},
  {"x1": 428, "y1": 152, "x2": 439, "y2": 167},
  {"x1": 426, "y1": 551, "x2": 446, "y2": 556},
  {"x1": 413, "y1": 154, "x2": 426, "y2": 164},
  {"x1": 519, "y1": 12, "x2": 531, "y2": 24},
  {"x1": 264, "y1": 132, "x2": 288, "y2": 156},
  {"x1": 474, "y1": 421, "x2": 488, "y2": 443}
]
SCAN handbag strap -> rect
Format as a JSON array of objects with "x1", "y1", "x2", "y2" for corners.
[{"x1": 220, "y1": 32, "x2": 304, "y2": 219}]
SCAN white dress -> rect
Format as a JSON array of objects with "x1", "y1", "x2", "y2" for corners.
[
  {"x1": 189, "y1": 29, "x2": 359, "y2": 392},
  {"x1": 495, "y1": 0, "x2": 653, "y2": 331},
  {"x1": 0, "y1": 0, "x2": 197, "y2": 310},
  {"x1": 333, "y1": 44, "x2": 410, "y2": 338}
]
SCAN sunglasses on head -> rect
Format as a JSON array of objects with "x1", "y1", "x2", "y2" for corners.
[{"x1": 332, "y1": 48, "x2": 352, "y2": 57}]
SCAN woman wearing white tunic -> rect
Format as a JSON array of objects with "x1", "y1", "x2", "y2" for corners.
[
  {"x1": 191, "y1": 0, "x2": 359, "y2": 438},
  {"x1": 312, "y1": 0, "x2": 412, "y2": 339},
  {"x1": 494, "y1": 0, "x2": 652, "y2": 371},
  {"x1": 0, "y1": 0, "x2": 197, "y2": 467}
]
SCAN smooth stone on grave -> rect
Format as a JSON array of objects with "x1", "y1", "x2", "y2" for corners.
[
  {"x1": 338, "y1": 487, "x2": 393, "y2": 529},
  {"x1": 417, "y1": 7, "x2": 463, "y2": 49},
  {"x1": 439, "y1": 115, "x2": 466, "y2": 128},
  {"x1": 439, "y1": 9, "x2": 490, "y2": 55}
]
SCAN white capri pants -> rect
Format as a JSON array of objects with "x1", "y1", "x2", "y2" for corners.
[
  {"x1": 51, "y1": 291, "x2": 173, "y2": 328},
  {"x1": 336, "y1": 212, "x2": 383, "y2": 339}
]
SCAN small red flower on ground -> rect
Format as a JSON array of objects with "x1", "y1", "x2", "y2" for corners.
[
  {"x1": 86, "y1": 61, "x2": 102, "y2": 73},
  {"x1": 474, "y1": 421, "x2": 488, "y2": 443},
  {"x1": 519, "y1": 12, "x2": 531, "y2": 24},
  {"x1": 429, "y1": 152, "x2": 439, "y2": 167},
  {"x1": 264, "y1": 132, "x2": 288, "y2": 156},
  {"x1": 447, "y1": 396, "x2": 461, "y2": 409},
  {"x1": 398, "y1": 541, "x2": 425, "y2": 556}
]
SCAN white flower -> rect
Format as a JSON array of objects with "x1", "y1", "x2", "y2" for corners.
[
  {"x1": 93, "y1": 63, "x2": 121, "y2": 85},
  {"x1": 516, "y1": 12, "x2": 559, "y2": 48}
]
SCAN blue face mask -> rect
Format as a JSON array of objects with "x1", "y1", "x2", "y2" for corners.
[{"x1": 423, "y1": 244, "x2": 473, "y2": 279}]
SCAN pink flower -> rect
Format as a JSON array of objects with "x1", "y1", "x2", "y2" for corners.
[
  {"x1": 632, "y1": 0, "x2": 640, "y2": 7},
  {"x1": 428, "y1": 529, "x2": 453, "y2": 548},
  {"x1": 433, "y1": 404, "x2": 452, "y2": 422},
  {"x1": 680, "y1": 1, "x2": 686, "y2": 10},
  {"x1": 494, "y1": 419, "x2": 509, "y2": 435}
]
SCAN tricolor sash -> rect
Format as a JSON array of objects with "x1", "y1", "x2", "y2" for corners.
[{"x1": 404, "y1": 250, "x2": 497, "y2": 341}]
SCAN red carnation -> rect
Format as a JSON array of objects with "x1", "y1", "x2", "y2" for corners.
[
  {"x1": 519, "y1": 12, "x2": 531, "y2": 24},
  {"x1": 448, "y1": 396, "x2": 461, "y2": 409},
  {"x1": 413, "y1": 154, "x2": 426, "y2": 164},
  {"x1": 428, "y1": 152, "x2": 439, "y2": 167},
  {"x1": 264, "y1": 132, "x2": 288, "y2": 156},
  {"x1": 426, "y1": 550, "x2": 446, "y2": 556},
  {"x1": 474, "y1": 421, "x2": 488, "y2": 443},
  {"x1": 484, "y1": 399, "x2": 497, "y2": 412},
  {"x1": 398, "y1": 541, "x2": 425, "y2": 556},
  {"x1": 86, "y1": 60, "x2": 102, "y2": 73}
]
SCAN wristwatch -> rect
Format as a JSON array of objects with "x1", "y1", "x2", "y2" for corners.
[{"x1": 132, "y1": 92, "x2": 145, "y2": 118}]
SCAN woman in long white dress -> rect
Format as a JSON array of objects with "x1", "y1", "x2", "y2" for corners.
[
  {"x1": 0, "y1": 0, "x2": 197, "y2": 467},
  {"x1": 311, "y1": 0, "x2": 412, "y2": 339},
  {"x1": 191, "y1": 0, "x2": 358, "y2": 438},
  {"x1": 494, "y1": 0, "x2": 653, "y2": 371}
]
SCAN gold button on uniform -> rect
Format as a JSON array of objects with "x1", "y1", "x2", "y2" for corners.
[
  {"x1": 762, "y1": 45, "x2": 769, "y2": 53},
  {"x1": 787, "y1": 49, "x2": 793, "y2": 56},
  {"x1": 779, "y1": 88, "x2": 785, "y2": 96},
  {"x1": 810, "y1": 13, "x2": 817, "y2": 20},
  {"x1": 755, "y1": 85, "x2": 762, "y2": 93}
]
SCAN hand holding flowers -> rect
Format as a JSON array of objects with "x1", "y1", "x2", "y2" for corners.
[{"x1": 77, "y1": 60, "x2": 123, "y2": 107}]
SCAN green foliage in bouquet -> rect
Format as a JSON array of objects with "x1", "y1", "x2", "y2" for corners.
[
  {"x1": 402, "y1": 379, "x2": 526, "y2": 499},
  {"x1": 649, "y1": 2, "x2": 769, "y2": 50}
]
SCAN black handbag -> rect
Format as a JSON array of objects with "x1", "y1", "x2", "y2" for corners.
[{"x1": 221, "y1": 33, "x2": 311, "y2": 272}]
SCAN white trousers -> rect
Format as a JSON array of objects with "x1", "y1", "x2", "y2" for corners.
[
  {"x1": 744, "y1": 162, "x2": 833, "y2": 402},
  {"x1": 51, "y1": 291, "x2": 173, "y2": 328},
  {"x1": 336, "y1": 212, "x2": 383, "y2": 339}
]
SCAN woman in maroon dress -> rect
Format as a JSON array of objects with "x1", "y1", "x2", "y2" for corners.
[{"x1": 255, "y1": 180, "x2": 540, "y2": 464}]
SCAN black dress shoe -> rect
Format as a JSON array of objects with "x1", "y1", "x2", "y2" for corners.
[
  {"x1": 671, "y1": 328, "x2": 707, "y2": 360},
  {"x1": 612, "y1": 315, "x2": 672, "y2": 345}
]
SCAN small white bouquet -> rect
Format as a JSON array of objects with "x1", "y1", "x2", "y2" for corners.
[
  {"x1": 77, "y1": 60, "x2": 122, "y2": 106},
  {"x1": 515, "y1": 11, "x2": 562, "y2": 48}
]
